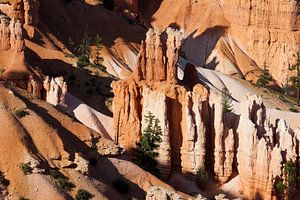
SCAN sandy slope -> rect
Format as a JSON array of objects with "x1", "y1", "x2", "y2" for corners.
[{"x1": 0, "y1": 82, "x2": 179, "y2": 199}]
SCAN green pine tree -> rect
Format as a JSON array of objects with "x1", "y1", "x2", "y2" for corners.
[
  {"x1": 75, "y1": 29, "x2": 92, "y2": 68},
  {"x1": 221, "y1": 87, "x2": 233, "y2": 113},
  {"x1": 134, "y1": 112, "x2": 162, "y2": 176},
  {"x1": 92, "y1": 34, "x2": 106, "y2": 71},
  {"x1": 256, "y1": 65, "x2": 272, "y2": 88},
  {"x1": 289, "y1": 52, "x2": 300, "y2": 106}
]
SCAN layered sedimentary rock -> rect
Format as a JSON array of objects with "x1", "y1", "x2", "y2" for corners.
[
  {"x1": 113, "y1": 28, "x2": 210, "y2": 177},
  {"x1": 210, "y1": 92, "x2": 235, "y2": 184},
  {"x1": 0, "y1": 0, "x2": 39, "y2": 26},
  {"x1": 0, "y1": 1, "x2": 42, "y2": 97},
  {"x1": 113, "y1": 26, "x2": 300, "y2": 199},
  {"x1": 237, "y1": 94, "x2": 299, "y2": 199},
  {"x1": 120, "y1": 0, "x2": 300, "y2": 85}
]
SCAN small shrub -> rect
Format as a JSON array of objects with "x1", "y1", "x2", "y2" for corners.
[
  {"x1": 112, "y1": 178, "x2": 129, "y2": 194},
  {"x1": 49, "y1": 169, "x2": 74, "y2": 192},
  {"x1": 15, "y1": 109, "x2": 29, "y2": 118},
  {"x1": 256, "y1": 66, "x2": 272, "y2": 88},
  {"x1": 55, "y1": 177, "x2": 74, "y2": 192},
  {"x1": 195, "y1": 167, "x2": 209, "y2": 190},
  {"x1": 77, "y1": 55, "x2": 90, "y2": 68},
  {"x1": 49, "y1": 169, "x2": 66, "y2": 179},
  {"x1": 75, "y1": 189, "x2": 93, "y2": 200},
  {"x1": 221, "y1": 87, "x2": 233, "y2": 113},
  {"x1": 284, "y1": 160, "x2": 298, "y2": 187},
  {"x1": 275, "y1": 181, "x2": 286, "y2": 193},
  {"x1": 103, "y1": 0, "x2": 115, "y2": 10},
  {"x1": 21, "y1": 163, "x2": 32, "y2": 175},
  {"x1": 289, "y1": 106, "x2": 299, "y2": 113}
]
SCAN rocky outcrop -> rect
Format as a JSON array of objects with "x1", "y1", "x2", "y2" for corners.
[
  {"x1": 210, "y1": 92, "x2": 235, "y2": 184},
  {"x1": 0, "y1": 0, "x2": 39, "y2": 26},
  {"x1": 112, "y1": 28, "x2": 210, "y2": 177},
  {"x1": 146, "y1": 186, "x2": 184, "y2": 200},
  {"x1": 127, "y1": 0, "x2": 300, "y2": 85},
  {"x1": 146, "y1": 186, "x2": 233, "y2": 200},
  {"x1": 43, "y1": 76, "x2": 67, "y2": 106},
  {"x1": 113, "y1": 26, "x2": 300, "y2": 199},
  {"x1": 237, "y1": 94, "x2": 299, "y2": 199},
  {"x1": 133, "y1": 28, "x2": 182, "y2": 83},
  {"x1": 74, "y1": 153, "x2": 89, "y2": 175},
  {"x1": 0, "y1": 2, "x2": 43, "y2": 97}
]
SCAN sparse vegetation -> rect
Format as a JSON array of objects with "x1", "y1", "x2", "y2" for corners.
[
  {"x1": 274, "y1": 160, "x2": 299, "y2": 199},
  {"x1": 275, "y1": 181, "x2": 286, "y2": 193},
  {"x1": 75, "y1": 30, "x2": 92, "y2": 68},
  {"x1": 289, "y1": 106, "x2": 299, "y2": 113},
  {"x1": 256, "y1": 65, "x2": 272, "y2": 88},
  {"x1": 14, "y1": 108, "x2": 29, "y2": 118},
  {"x1": 134, "y1": 112, "x2": 162, "y2": 176},
  {"x1": 284, "y1": 160, "x2": 298, "y2": 188},
  {"x1": 92, "y1": 34, "x2": 106, "y2": 72},
  {"x1": 289, "y1": 52, "x2": 300, "y2": 106},
  {"x1": 112, "y1": 178, "x2": 130, "y2": 194},
  {"x1": 75, "y1": 189, "x2": 93, "y2": 200},
  {"x1": 195, "y1": 167, "x2": 209, "y2": 190},
  {"x1": 221, "y1": 87, "x2": 233, "y2": 113},
  {"x1": 49, "y1": 169, "x2": 74, "y2": 192},
  {"x1": 21, "y1": 163, "x2": 32, "y2": 175}
]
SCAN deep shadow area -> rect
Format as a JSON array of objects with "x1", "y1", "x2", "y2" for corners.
[
  {"x1": 25, "y1": 47, "x2": 114, "y2": 117},
  {"x1": 181, "y1": 26, "x2": 228, "y2": 70},
  {"x1": 36, "y1": 0, "x2": 147, "y2": 51}
]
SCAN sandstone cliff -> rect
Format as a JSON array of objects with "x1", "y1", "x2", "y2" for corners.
[
  {"x1": 112, "y1": 27, "x2": 300, "y2": 199},
  {"x1": 112, "y1": 28, "x2": 210, "y2": 178},
  {"x1": 0, "y1": 0, "x2": 42, "y2": 97},
  {"x1": 117, "y1": 0, "x2": 300, "y2": 85},
  {"x1": 237, "y1": 94, "x2": 300, "y2": 200}
]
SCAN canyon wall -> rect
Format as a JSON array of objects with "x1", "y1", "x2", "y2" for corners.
[
  {"x1": 118, "y1": 0, "x2": 300, "y2": 85},
  {"x1": 112, "y1": 28, "x2": 300, "y2": 199},
  {"x1": 0, "y1": 0, "x2": 42, "y2": 97},
  {"x1": 112, "y1": 28, "x2": 211, "y2": 178}
]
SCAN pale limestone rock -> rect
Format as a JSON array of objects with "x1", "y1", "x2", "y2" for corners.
[
  {"x1": 133, "y1": 28, "x2": 181, "y2": 83},
  {"x1": 141, "y1": 86, "x2": 171, "y2": 177},
  {"x1": 146, "y1": 187, "x2": 184, "y2": 200},
  {"x1": 113, "y1": 28, "x2": 209, "y2": 178},
  {"x1": 44, "y1": 76, "x2": 67, "y2": 106},
  {"x1": 237, "y1": 93, "x2": 298, "y2": 199},
  {"x1": 74, "y1": 153, "x2": 89, "y2": 175}
]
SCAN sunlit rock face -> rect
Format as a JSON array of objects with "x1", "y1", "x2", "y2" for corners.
[
  {"x1": 118, "y1": 0, "x2": 300, "y2": 85},
  {"x1": 112, "y1": 28, "x2": 209, "y2": 178}
]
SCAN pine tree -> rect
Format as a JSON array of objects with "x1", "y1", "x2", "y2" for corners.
[
  {"x1": 75, "y1": 29, "x2": 92, "y2": 68},
  {"x1": 92, "y1": 34, "x2": 106, "y2": 71},
  {"x1": 289, "y1": 52, "x2": 300, "y2": 106},
  {"x1": 256, "y1": 65, "x2": 272, "y2": 88},
  {"x1": 134, "y1": 112, "x2": 162, "y2": 176},
  {"x1": 221, "y1": 87, "x2": 233, "y2": 113}
]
